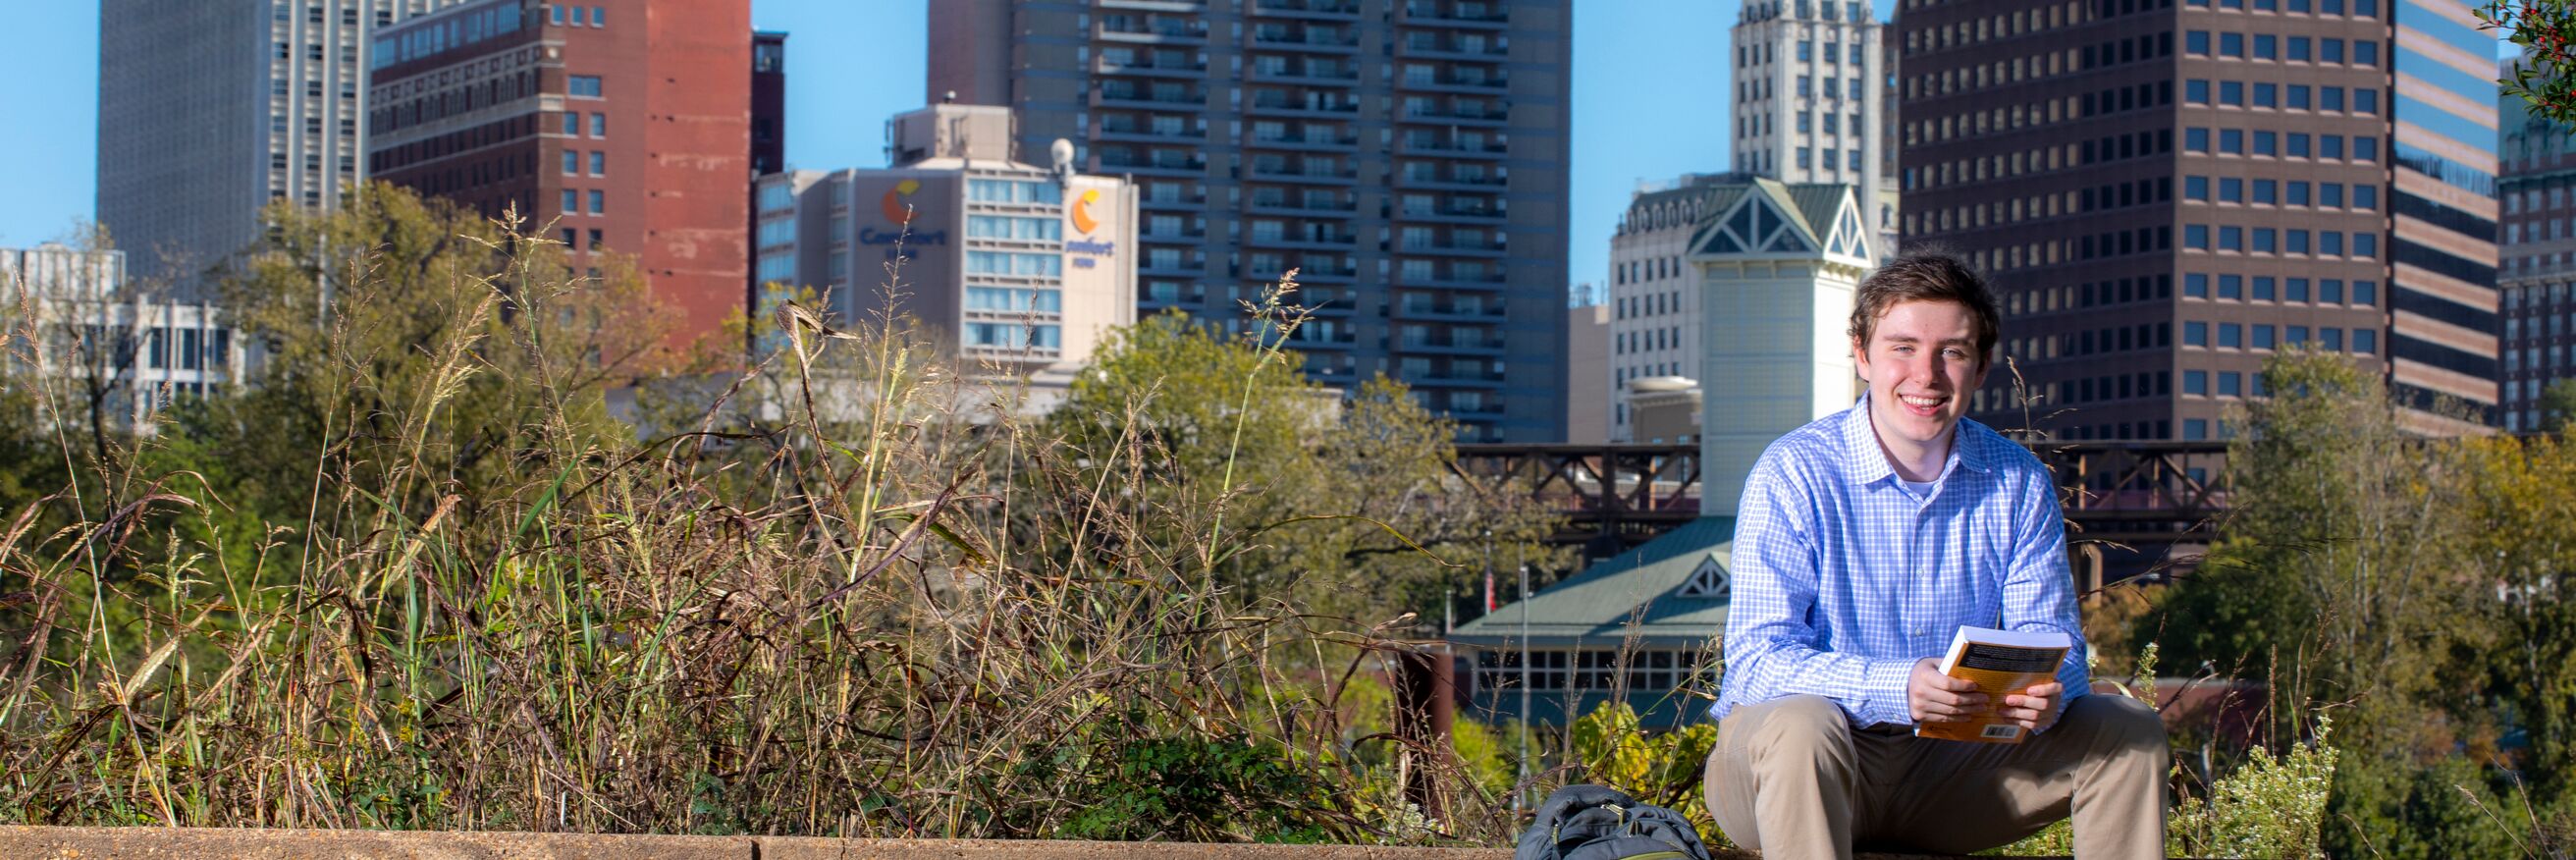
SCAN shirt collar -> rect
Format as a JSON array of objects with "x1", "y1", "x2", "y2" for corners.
[{"x1": 1840, "y1": 391, "x2": 1992, "y2": 488}]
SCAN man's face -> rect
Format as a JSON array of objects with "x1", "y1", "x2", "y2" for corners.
[{"x1": 1852, "y1": 299, "x2": 1989, "y2": 452}]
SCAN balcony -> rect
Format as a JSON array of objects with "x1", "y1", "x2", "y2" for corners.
[
  {"x1": 1396, "y1": 34, "x2": 1510, "y2": 61},
  {"x1": 1396, "y1": 329, "x2": 1507, "y2": 354},
  {"x1": 1397, "y1": 237, "x2": 1508, "y2": 257},
  {"x1": 1094, "y1": 123, "x2": 1207, "y2": 144},
  {"x1": 1100, "y1": 0, "x2": 1206, "y2": 11},
  {"x1": 1395, "y1": 270, "x2": 1509, "y2": 291},
  {"x1": 1096, "y1": 152, "x2": 1207, "y2": 177},
  {"x1": 1246, "y1": 165, "x2": 1358, "y2": 185},
  {"x1": 1399, "y1": 1, "x2": 1510, "y2": 27},
  {"x1": 1248, "y1": 232, "x2": 1361, "y2": 251},
  {"x1": 1247, "y1": 92, "x2": 1362, "y2": 119},
  {"x1": 1095, "y1": 85, "x2": 1205, "y2": 109},
  {"x1": 1097, "y1": 20, "x2": 1208, "y2": 44},
  {"x1": 1248, "y1": 197, "x2": 1357, "y2": 217},
  {"x1": 1097, "y1": 56, "x2": 1208, "y2": 78},
  {"x1": 1394, "y1": 171, "x2": 1508, "y2": 191},
  {"x1": 1415, "y1": 366, "x2": 1509, "y2": 386},
  {"x1": 1142, "y1": 282, "x2": 1208, "y2": 305},
  {"x1": 1139, "y1": 256, "x2": 1209, "y2": 277},
  {"x1": 1245, "y1": 132, "x2": 1359, "y2": 151},
  {"x1": 1396, "y1": 298, "x2": 1508, "y2": 321},
  {"x1": 1398, "y1": 137, "x2": 1508, "y2": 159},
  {"x1": 1250, "y1": 0, "x2": 1361, "y2": 20},
  {"x1": 1139, "y1": 225, "x2": 1207, "y2": 242},
  {"x1": 1398, "y1": 70, "x2": 1511, "y2": 94},
  {"x1": 1251, "y1": 27, "x2": 1360, "y2": 53},
  {"x1": 1248, "y1": 65, "x2": 1360, "y2": 85},
  {"x1": 1250, "y1": 264, "x2": 1360, "y2": 284},
  {"x1": 1398, "y1": 103, "x2": 1511, "y2": 126}
]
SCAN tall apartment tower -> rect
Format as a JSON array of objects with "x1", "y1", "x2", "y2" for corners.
[
  {"x1": 1733, "y1": 0, "x2": 1894, "y2": 247},
  {"x1": 925, "y1": 0, "x2": 1574, "y2": 442},
  {"x1": 1897, "y1": 0, "x2": 2498, "y2": 441},
  {"x1": 97, "y1": 0, "x2": 466, "y2": 293},
  {"x1": 2499, "y1": 69, "x2": 2576, "y2": 432},
  {"x1": 365, "y1": 0, "x2": 754, "y2": 352}
]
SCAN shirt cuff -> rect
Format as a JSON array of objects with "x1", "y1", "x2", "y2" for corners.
[{"x1": 1863, "y1": 658, "x2": 1917, "y2": 726}]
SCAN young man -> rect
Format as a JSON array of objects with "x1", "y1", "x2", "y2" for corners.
[{"x1": 1700, "y1": 253, "x2": 2168, "y2": 860}]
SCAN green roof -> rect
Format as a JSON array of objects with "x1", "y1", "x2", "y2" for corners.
[{"x1": 1448, "y1": 516, "x2": 1736, "y2": 650}]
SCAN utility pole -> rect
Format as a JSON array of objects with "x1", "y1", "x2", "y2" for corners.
[{"x1": 1517, "y1": 560, "x2": 1531, "y2": 815}]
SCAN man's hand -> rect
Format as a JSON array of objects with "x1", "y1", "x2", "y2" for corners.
[
  {"x1": 1999, "y1": 681, "x2": 2065, "y2": 734},
  {"x1": 1907, "y1": 658, "x2": 1988, "y2": 724}
]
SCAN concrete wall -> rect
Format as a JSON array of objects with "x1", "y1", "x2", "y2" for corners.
[{"x1": 0, "y1": 827, "x2": 2062, "y2": 859}]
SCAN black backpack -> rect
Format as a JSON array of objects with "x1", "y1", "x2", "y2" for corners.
[{"x1": 1514, "y1": 784, "x2": 1715, "y2": 860}]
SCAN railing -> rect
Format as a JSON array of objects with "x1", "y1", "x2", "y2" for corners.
[{"x1": 1449, "y1": 440, "x2": 2231, "y2": 572}]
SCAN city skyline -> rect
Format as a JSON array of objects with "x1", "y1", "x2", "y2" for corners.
[{"x1": 2, "y1": 1, "x2": 1796, "y2": 304}]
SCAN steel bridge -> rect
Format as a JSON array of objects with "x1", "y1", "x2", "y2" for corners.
[{"x1": 1451, "y1": 440, "x2": 2229, "y2": 583}]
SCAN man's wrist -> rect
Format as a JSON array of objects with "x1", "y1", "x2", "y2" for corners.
[{"x1": 1866, "y1": 658, "x2": 1917, "y2": 726}]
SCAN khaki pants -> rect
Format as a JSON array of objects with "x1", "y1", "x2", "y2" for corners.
[{"x1": 1703, "y1": 693, "x2": 2168, "y2": 860}]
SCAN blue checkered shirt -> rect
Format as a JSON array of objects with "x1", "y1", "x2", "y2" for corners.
[{"x1": 1710, "y1": 394, "x2": 2089, "y2": 728}]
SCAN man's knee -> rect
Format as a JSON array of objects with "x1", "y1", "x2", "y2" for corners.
[
  {"x1": 1745, "y1": 695, "x2": 1854, "y2": 762},
  {"x1": 2069, "y1": 693, "x2": 2167, "y2": 757}
]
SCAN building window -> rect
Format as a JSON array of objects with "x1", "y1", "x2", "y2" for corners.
[
  {"x1": 561, "y1": 111, "x2": 579, "y2": 134},
  {"x1": 588, "y1": 189, "x2": 605, "y2": 215},
  {"x1": 590, "y1": 113, "x2": 606, "y2": 136},
  {"x1": 563, "y1": 150, "x2": 579, "y2": 175},
  {"x1": 589, "y1": 151, "x2": 604, "y2": 176},
  {"x1": 568, "y1": 76, "x2": 603, "y2": 98},
  {"x1": 2185, "y1": 321, "x2": 2209, "y2": 346},
  {"x1": 2184, "y1": 370, "x2": 2209, "y2": 395},
  {"x1": 589, "y1": 229, "x2": 604, "y2": 250},
  {"x1": 561, "y1": 188, "x2": 579, "y2": 213}
]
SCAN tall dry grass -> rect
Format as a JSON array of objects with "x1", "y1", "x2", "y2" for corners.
[{"x1": 0, "y1": 216, "x2": 1515, "y2": 843}]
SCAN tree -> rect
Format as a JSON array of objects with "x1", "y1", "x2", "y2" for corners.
[
  {"x1": 2542, "y1": 378, "x2": 2576, "y2": 434},
  {"x1": 1040, "y1": 310, "x2": 1560, "y2": 621},
  {"x1": 2485, "y1": 2, "x2": 2576, "y2": 124},
  {"x1": 178, "y1": 184, "x2": 673, "y2": 536}
]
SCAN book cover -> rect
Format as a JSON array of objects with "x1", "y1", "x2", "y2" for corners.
[{"x1": 1911, "y1": 625, "x2": 2072, "y2": 744}]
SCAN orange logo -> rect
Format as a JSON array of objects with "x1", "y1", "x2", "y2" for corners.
[
  {"x1": 1070, "y1": 188, "x2": 1101, "y2": 235},
  {"x1": 879, "y1": 180, "x2": 921, "y2": 224}
]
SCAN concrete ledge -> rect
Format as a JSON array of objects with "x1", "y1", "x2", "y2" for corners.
[{"x1": 0, "y1": 827, "x2": 2064, "y2": 859}]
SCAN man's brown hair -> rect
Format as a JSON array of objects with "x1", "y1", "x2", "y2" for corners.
[{"x1": 1847, "y1": 252, "x2": 2001, "y2": 367}]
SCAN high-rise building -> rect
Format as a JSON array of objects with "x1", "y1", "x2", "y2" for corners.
[
  {"x1": 925, "y1": 0, "x2": 1573, "y2": 442},
  {"x1": 97, "y1": 0, "x2": 467, "y2": 293},
  {"x1": 2499, "y1": 65, "x2": 2575, "y2": 432},
  {"x1": 1897, "y1": 0, "x2": 2497, "y2": 440},
  {"x1": 753, "y1": 105, "x2": 1139, "y2": 375},
  {"x1": 1732, "y1": 0, "x2": 1895, "y2": 247},
  {"x1": 752, "y1": 31, "x2": 788, "y2": 179},
  {"x1": 364, "y1": 0, "x2": 754, "y2": 352}
]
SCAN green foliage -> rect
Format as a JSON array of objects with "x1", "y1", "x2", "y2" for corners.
[
  {"x1": 2544, "y1": 378, "x2": 2576, "y2": 434},
  {"x1": 1026, "y1": 726, "x2": 1335, "y2": 842},
  {"x1": 0, "y1": 191, "x2": 1551, "y2": 844},
  {"x1": 2483, "y1": 2, "x2": 2576, "y2": 125},
  {"x1": 1043, "y1": 309, "x2": 1561, "y2": 620},
  {"x1": 1447, "y1": 717, "x2": 1518, "y2": 800},
  {"x1": 1567, "y1": 699, "x2": 1724, "y2": 847},
  {"x1": 2135, "y1": 346, "x2": 2576, "y2": 855},
  {"x1": 2171, "y1": 717, "x2": 2339, "y2": 859}
]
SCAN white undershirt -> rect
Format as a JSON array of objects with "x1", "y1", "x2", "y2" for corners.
[{"x1": 1897, "y1": 477, "x2": 1938, "y2": 500}]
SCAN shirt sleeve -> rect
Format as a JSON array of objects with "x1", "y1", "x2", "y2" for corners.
[
  {"x1": 1722, "y1": 454, "x2": 1920, "y2": 727},
  {"x1": 1999, "y1": 463, "x2": 2091, "y2": 726}
]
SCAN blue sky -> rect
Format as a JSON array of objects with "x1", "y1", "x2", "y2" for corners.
[{"x1": 0, "y1": 1, "x2": 1886, "y2": 296}]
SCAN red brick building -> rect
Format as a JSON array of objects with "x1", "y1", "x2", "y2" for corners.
[{"x1": 366, "y1": 0, "x2": 752, "y2": 352}]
